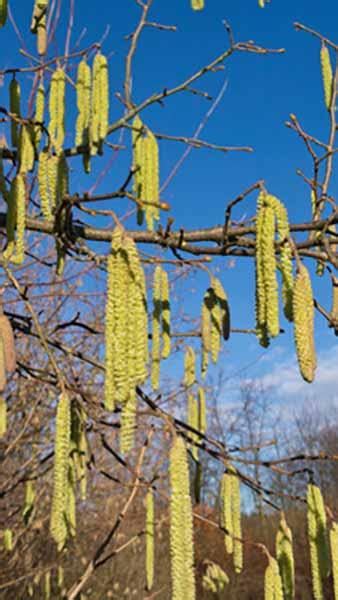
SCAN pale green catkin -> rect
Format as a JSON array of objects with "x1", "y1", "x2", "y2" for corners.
[
  {"x1": 132, "y1": 115, "x2": 145, "y2": 224},
  {"x1": 169, "y1": 436, "x2": 196, "y2": 600},
  {"x1": 91, "y1": 53, "x2": 109, "y2": 154},
  {"x1": 3, "y1": 528, "x2": 13, "y2": 551},
  {"x1": 23, "y1": 480, "x2": 36, "y2": 525},
  {"x1": 320, "y1": 44, "x2": 333, "y2": 111},
  {"x1": 119, "y1": 389, "x2": 137, "y2": 454},
  {"x1": 198, "y1": 387, "x2": 206, "y2": 435},
  {"x1": 49, "y1": 68, "x2": 66, "y2": 153},
  {"x1": 264, "y1": 556, "x2": 283, "y2": 600},
  {"x1": 44, "y1": 570, "x2": 51, "y2": 600},
  {"x1": 201, "y1": 289, "x2": 211, "y2": 378},
  {"x1": 0, "y1": 395, "x2": 6, "y2": 437},
  {"x1": 220, "y1": 471, "x2": 233, "y2": 555},
  {"x1": 307, "y1": 483, "x2": 331, "y2": 600},
  {"x1": 19, "y1": 124, "x2": 35, "y2": 174},
  {"x1": 11, "y1": 174, "x2": 26, "y2": 265},
  {"x1": 184, "y1": 346, "x2": 196, "y2": 388},
  {"x1": 330, "y1": 522, "x2": 338, "y2": 600},
  {"x1": 293, "y1": 264, "x2": 317, "y2": 383},
  {"x1": 231, "y1": 468, "x2": 243, "y2": 573},
  {"x1": 146, "y1": 489, "x2": 155, "y2": 591},
  {"x1": 151, "y1": 265, "x2": 162, "y2": 391},
  {"x1": 161, "y1": 268, "x2": 171, "y2": 359},
  {"x1": 187, "y1": 393, "x2": 199, "y2": 461},
  {"x1": 9, "y1": 78, "x2": 21, "y2": 148},
  {"x1": 0, "y1": 0, "x2": 8, "y2": 27},
  {"x1": 34, "y1": 80, "x2": 45, "y2": 148},
  {"x1": 75, "y1": 58, "x2": 92, "y2": 172},
  {"x1": 3, "y1": 179, "x2": 16, "y2": 261},
  {"x1": 50, "y1": 393, "x2": 71, "y2": 550},
  {"x1": 276, "y1": 514, "x2": 295, "y2": 600},
  {"x1": 66, "y1": 460, "x2": 76, "y2": 537}
]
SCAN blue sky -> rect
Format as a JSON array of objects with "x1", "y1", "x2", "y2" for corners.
[{"x1": 1, "y1": 1, "x2": 337, "y2": 408}]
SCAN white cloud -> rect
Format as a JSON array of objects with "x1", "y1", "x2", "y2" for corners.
[{"x1": 247, "y1": 344, "x2": 338, "y2": 401}]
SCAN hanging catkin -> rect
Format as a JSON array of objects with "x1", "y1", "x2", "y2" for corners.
[
  {"x1": 3, "y1": 528, "x2": 13, "y2": 551},
  {"x1": 198, "y1": 387, "x2": 206, "y2": 434},
  {"x1": 66, "y1": 460, "x2": 76, "y2": 537},
  {"x1": 132, "y1": 115, "x2": 145, "y2": 224},
  {"x1": 169, "y1": 436, "x2": 196, "y2": 600},
  {"x1": 9, "y1": 78, "x2": 21, "y2": 148},
  {"x1": 161, "y1": 268, "x2": 171, "y2": 358},
  {"x1": 201, "y1": 289, "x2": 211, "y2": 378},
  {"x1": 293, "y1": 264, "x2": 316, "y2": 382},
  {"x1": 184, "y1": 346, "x2": 196, "y2": 388},
  {"x1": 3, "y1": 179, "x2": 16, "y2": 261},
  {"x1": 50, "y1": 393, "x2": 71, "y2": 550},
  {"x1": 19, "y1": 124, "x2": 35, "y2": 174},
  {"x1": 264, "y1": 556, "x2": 283, "y2": 600},
  {"x1": 91, "y1": 53, "x2": 109, "y2": 154},
  {"x1": 267, "y1": 194, "x2": 294, "y2": 321},
  {"x1": 146, "y1": 489, "x2": 155, "y2": 591},
  {"x1": 75, "y1": 58, "x2": 91, "y2": 172},
  {"x1": 330, "y1": 522, "x2": 338, "y2": 600},
  {"x1": 0, "y1": 395, "x2": 6, "y2": 437},
  {"x1": 104, "y1": 228, "x2": 148, "y2": 411},
  {"x1": 231, "y1": 468, "x2": 243, "y2": 573},
  {"x1": 31, "y1": 0, "x2": 48, "y2": 55},
  {"x1": 11, "y1": 174, "x2": 26, "y2": 265},
  {"x1": 187, "y1": 393, "x2": 199, "y2": 461},
  {"x1": 220, "y1": 471, "x2": 234, "y2": 555},
  {"x1": 0, "y1": 0, "x2": 7, "y2": 27},
  {"x1": 320, "y1": 44, "x2": 333, "y2": 111},
  {"x1": 151, "y1": 266, "x2": 162, "y2": 391},
  {"x1": 132, "y1": 118, "x2": 160, "y2": 231},
  {"x1": 0, "y1": 311, "x2": 17, "y2": 373},
  {"x1": 276, "y1": 514, "x2": 295, "y2": 600},
  {"x1": 44, "y1": 570, "x2": 51, "y2": 600},
  {"x1": 34, "y1": 80, "x2": 45, "y2": 148},
  {"x1": 307, "y1": 483, "x2": 331, "y2": 600},
  {"x1": 49, "y1": 68, "x2": 66, "y2": 154},
  {"x1": 23, "y1": 481, "x2": 36, "y2": 526},
  {"x1": 191, "y1": 0, "x2": 204, "y2": 9}
]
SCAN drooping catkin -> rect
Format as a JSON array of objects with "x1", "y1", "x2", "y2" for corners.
[
  {"x1": 307, "y1": 483, "x2": 331, "y2": 600},
  {"x1": 293, "y1": 264, "x2": 316, "y2": 382},
  {"x1": 261, "y1": 198, "x2": 279, "y2": 338},
  {"x1": 11, "y1": 173, "x2": 26, "y2": 265},
  {"x1": 120, "y1": 389, "x2": 137, "y2": 454},
  {"x1": 146, "y1": 489, "x2": 155, "y2": 591},
  {"x1": 3, "y1": 179, "x2": 16, "y2": 261},
  {"x1": 49, "y1": 68, "x2": 66, "y2": 153},
  {"x1": 70, "y1": 404, "x2": 88, "y2": 501},
  {"x1": 330, "y1": 522, "x2": 338, "y2": 600},
  {"x1": 91, "y1": 53, "x2": 109, "y2": 154},
  {"x1": 9, "y1": 78, "x2": 21, "y2": 148},
  {"x1": 264, "y1": 556, "x2": 283, "y2": 600},
  {"x1": 3, "y1": 528, "x2": 13, "y2": 551},
  {"x1": 161, "y1": 268, "x2": 171, "y2": 359},
  {"x1": 187, "y1": 393, "x2": 199, "y2": 461},
  {"x1": 23, "y1": 480, "x2": 35, "y2": 526},
  {"x1": 151, "y1": 265, "x2": 162, "y2": 391},
  {"x1": 184, "y1": 346, "x2": 196, "y2": 388},
  {"x1": 202, "y1": 562, "x2": 229, "y2": 593},
  {"x1": 276, "y1": 514, "x2": 295, "y2": 600},
  {"x1": 201, "y1": 289, "x2": 211, "y2": 378},
  {"x1": 34, "y1": 80, "x2": 45, "y2": 148},
  {"x1": 191, "y1": 0, "x2": 204, "y2": 9},
  {"x1": 0, "y1": 395, "x2": 6, "y2": 436},
  {"x1": 0, "y1": 312, "x2": 16, "y2": 373},
  {"x1": 320, "y1": 44, "x2": 333, "y2": 111},
  {"x1": 66, "y1": 459, "x2": 76, "y2": 537},
  {"x1": 104, "y1": 228, "x2": 148, "y2": 410},
  {"x1": 132, "y1": 115, "x2": 144, "y2": 224},
  {"x1": 19, "y1": 124, "x2": 35, "y2": 174},
  {"x1": 231, "y1": 468, "x2": 243, "y2": 573},
  {"x1": 169, "y1": 436, "x2": 196, "y2": 600},
  {"x1": 267, "y1": 194, "x2": 294, "y2": 321},
  {"x1": 44, "y1": 570, "x2": 51, "y2": 600},
  {"x1": 132, "y1": 118, "x2": 160, "y2": 231},
  {"x1": 220, "y1": 471, "x2": 233, "y2": 555},
  {"x1": 50, "y1": 393, "x2": 71, "y2": 550},
  {"x1": 75, "y1": 58, "x2": 92, "y2": 172},
  {"x1": 198, "y1": 387, "x2": 206, "y2": 435},
  {"x1": 31, "y1": 0, "x2": 48, "y2": 55},
  {"x1": 0, "y1": 0, "x2": 7, "y2": 27}
]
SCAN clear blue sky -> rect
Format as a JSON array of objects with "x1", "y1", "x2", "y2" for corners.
[{"x1": 1, "y1": 1, "x2": 337, "y2": 408}]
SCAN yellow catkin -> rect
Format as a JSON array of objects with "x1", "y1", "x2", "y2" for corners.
[
  {"x1": 191, "y1": 0, "x2": 204, "y2": 9},
  {"x1": 231, "y1": 468, "x2": 243, "y2": 573},
  {"x1": 255, "y1": 192, "x2": 269, "y2": 346},
  {"x1": 44, "y1": 570, "x2": 51, "y2": 600},
  {"x1": 198, "y1": 387, "x2": 206, "y2": 435},
  {"x1": 38, "y1": 149, "x2": 52, "y2": 219},
  {"x1": 57, "y1": 566, "x2": 64, "y2": 589},
  {"x1": 0, "y1": 0, "x2": 7, "y2": 27},
  {"x1": 151, "y1": 265, "x2": 162, "y2": 391},
  {"x1": 267, "y1": 194, "x2": 294, "y2": 321},
  {"x1": 320, "y1": 44, "x2": 333, "y2": 111},
  {"x1": 307, "y1": 483, "x2": 331, "y2": 600},
  {"x1": 120, "y1": 389, "x2": 137, "y2": 454},
  {"x1": 143, "y1": 129, "x2": 160, "y2": 231},
  {"x1": 50, "y1": 393, "x2": 71, "y2": 550},
  {"x1": 330, "y1": 522, "x2": 338, "y2": 600},
  {"x1": 19, "y1": 124, "x2": 35, "y2": 174},
  {"x1": 184, "y1": 346, "x2": 196, "y2": 388},
  {"x1": 23, "y1": 480, "x2": 35, "y2": 525},
  {"x1": 276, "y1": 514, "x2": 295, "y2": 600},
  {"x1": 161, "y1": 268, "x2": 171, "y2": 359},
  {"x1": 66, "y1": 460, "x2": 76, "y2": 537},
  {"x1": 209, "y1": 283, "x2": 222, "y2": 363},
  {"x1": 49, "y1": 68, "x2": 65, "y2": 154},
  {"x1": 11, "y1": 174, "x2": 26, "y2": 265},
  {"x1": 132, "y1": 115, "x2": 145, "y2": 224},
  {"x1": 9, "y1": 78, "x2": 21, "y2": 148},
  {"x1": 220, "y1": 472, "x2": 234, "y2": 555},
  {"x1": 264, "y1": 556, "x2": 283, "y2": 600},
  {"x1": 34, "y1": 80, "x2": 45, "y2": 148},
  {"x1": 201, "y1": 289, "x2": 211, "y2": 378},
  {"x1": 202, "y1": 563, "x2": 229, "y2": 593},
  {"x1": 76, "y1": 58, "x2": 92, "y2": 172},
  {"x1": 0, "y1": 395, "x2": 7, "y2": 437},
  {"x1": 187, "y1": 393, "x2": 199, "y2": 461},
  {"x1": 91, "y1": 53, "x2": 109, "y2": 154},
  {"x1": 213, "y1": 277, "x2": 230, "y2": 341},
  {"x1": 261, "y1": 201, "x2": 279, "y2": 338},
  {"x1": 104, "y1": 229, "x2": 148, "y2": 410},
  {"x1": 0, "y1": 155, "x2": 9, "y2": 203},
  {"x1": 31, "y1": 1, "x2": 48, "y2": 55},
  {"x1": 3, "y1": 528, "x2": 13, "y2": 551},
  {"x1": 146, "y1": 489, "x2": 155, "y2": 591},
  {"x1": 3, "y1": 179, "x2": 16, "y2": 261},
  {"x1": 293, "y1": 264, "x2": 316, "y2": 382},
  {"x1": 0, "y1": 313, "x2": 17, "y2": 373},
  {"x1": 169, "y1": 436, "x2": 196, "y2": 600}
]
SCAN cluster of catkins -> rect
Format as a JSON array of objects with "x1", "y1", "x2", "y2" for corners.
[
  {"x1": 255, "y1": 191, "x2": 317, "y2": 383},
  {"x1": 132, "y1": 116, "x2": 160, "y2": 231}
]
